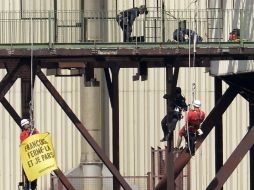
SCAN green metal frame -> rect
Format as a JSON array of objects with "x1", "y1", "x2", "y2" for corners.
[{"x1": 0, "y1": 41, "x2": 253, "y2": 50}]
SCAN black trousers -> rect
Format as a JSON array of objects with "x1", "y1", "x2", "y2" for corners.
[
  {"x1": 24, "y1": 173, "x2": 37, "y2": 190},
  {"x1": 161, "y1": 115, "x2": 178, "y2": 138}
]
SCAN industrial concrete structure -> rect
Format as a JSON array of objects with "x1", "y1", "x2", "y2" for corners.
[{"x1": 0, "y1": 0, "x2": 254, "y2": 190}]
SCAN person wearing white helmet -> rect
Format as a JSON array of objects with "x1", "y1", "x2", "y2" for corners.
[
  {"x1": 176, "y1": 99, "x2": 206, "y2": 155},
  {"x1": 20, "y1": 119, "x2": 39, "y2": 190}
]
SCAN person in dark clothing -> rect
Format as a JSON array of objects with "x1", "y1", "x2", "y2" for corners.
[
  {"x1": 173, "y1": 28, "x2": 203, "y2": 43},
  {"x1": 160, "y1": 87, "x2": 188, "y2": 142},
  {"x1": 116, "y1": 5, "x2": 148, "y2": 42}
]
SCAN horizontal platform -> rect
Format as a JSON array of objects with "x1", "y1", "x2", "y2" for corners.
[
  {"x1": 0, "y1": 42, "x2": 254, "y2": 69},
  {"x1": 210, "y1": 60, "x2": 254, "y2": 76}
]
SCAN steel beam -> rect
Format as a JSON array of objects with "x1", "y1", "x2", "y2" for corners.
[
  {"x1": 249, "y1": 101, "x2": 254, "y2": 190},
  {"x1": 37, "y1": 69, "x2": 131, "y2": 190},
  {"x1": 1, "y1": 97, "x2": 21, "y2": 128},
  {"x1": 155, "y1": 85, "x2": 239, "y2": 190},
  {"x1": 111, "y1": 66, "x2": 120, "y2": 190},
  {"x1": 104, "y1": 68, "x2": 113, "y2": 106},
  {"x1": 206, "y1": 127, "x2": 254, "y2": 190},
  {"x1": 165, "y1": 65, "x2": 175, "y2": 190},
  {"x1": 0, "y1": 64, "x2": 75, "y2": 190},
  {"x1": 214, "y1": 78, "x2": 223, "y2": 190},
  {"x1": 0, "y1": 64, "x2": 21, "y2": 102},
  {"x1": 54, "y1": 169, "x2": 75, "y2": 190}
]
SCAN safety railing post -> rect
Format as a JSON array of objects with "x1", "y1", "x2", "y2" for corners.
[
  {"x1": 240, "y1": 9, "x2": 244, "y2": 47},
  {"x1": 48, "y1": 11, "x2": 53, "y2": 48},
  {"x1": 80, "y1": 10, "x2": 84, "y2": 42}
]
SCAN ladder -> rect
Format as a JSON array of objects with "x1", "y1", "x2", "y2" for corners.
[
  {"x1": 144, "y1": 0, "x2": 163, "y2": 42},
  {"x1": 207, "y1": 8, "x2": 224, "y2": 42}
]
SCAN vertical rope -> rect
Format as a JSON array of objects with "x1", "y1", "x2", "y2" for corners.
[
  {"x1": 30, "y1": 7, "x2": 34, "y2": 132},
  {"x1": 29, "y1": 7, "x2": 35, "y2": 190}
]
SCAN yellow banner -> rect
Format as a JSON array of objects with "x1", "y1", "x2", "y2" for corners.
[{"x1": 20, "y1": 132, "x2": 58, "y2": 181}]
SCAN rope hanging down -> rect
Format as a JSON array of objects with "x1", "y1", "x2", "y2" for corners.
[
  {"x1": 29, "y1": 16, "x2": 35, "y2": 132},
  {"x1": 186, "y1": 3, "x2": 198, "y2": 155}
]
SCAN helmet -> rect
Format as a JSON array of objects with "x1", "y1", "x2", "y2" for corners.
[
  {"x1": 21, "y1": 119, "x2": 29, "y2": 127},
  {"x1": 193, "y1": 99, "x2": 201, "y2": 108},
  {"x1": 176, "y1": 87, "x2": 181, "y2": 94},
  {"x1": 139, "y1": 5, "x2": 148, "y2": 14}
]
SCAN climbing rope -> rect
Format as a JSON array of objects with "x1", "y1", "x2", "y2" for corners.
[
  {"x1": 186, "y1": 4, "x2": 199, "y2": 155},
  {"x1": 29, "y1": 15, "x2": 35, "y2": 133}
]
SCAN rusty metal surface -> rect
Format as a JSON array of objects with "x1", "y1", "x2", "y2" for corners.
[
  {"x1": 155, "y1": 85, "x2": 239, "y2": 190},
  {"x1": 165, "y1": 66, "x2": 175, "y2": 190},
  {"x1": 54, "y1": 169, "x2": 76, "y2": 190},
  {"x1": 206, "y1": 127, "x2": 254, "y2": 190},
  {"x1": 37, "y1": 69, "x2": 132, "y2": 190},
  {"x1": 214, "y1": 78, "x2": 223, "y2": 178},
  {"x1": 0, "y1": 63, "x2": 21, "y2": 102},
  {"x1": 0, "y1": 47, "x2": 254, "y2": 69},
  {"x1": 111, "y1": 66, "x2": 121, "y2": 190},
  {"x1": 0, "y1": 69, "x2": 75, "y2": 189}
]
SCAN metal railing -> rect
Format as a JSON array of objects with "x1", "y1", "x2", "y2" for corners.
[
  {"x1": 0, "y1": 9, "x2": 253, "y2": 45},
  {"x1": 150, "y1": 147, "x2": 190, "y2": 190}
]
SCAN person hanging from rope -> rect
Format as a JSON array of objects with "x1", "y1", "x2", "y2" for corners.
[
  {"x1": 176, "y1": 99, "x2": 205, "y2": 155},
  {"x1": 20, "y1": 118, "x2": 39, "y2": 190},
  {"x1": 116, "y1": 5, "x2": 148, "y2": 42},
  {"x1": 160, "y1": 87, "x2": 188, "y2": 142}
]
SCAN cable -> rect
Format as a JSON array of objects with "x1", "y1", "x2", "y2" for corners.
[{"x1": 30, "y1": 15, "x2": 34, "y2": 132}]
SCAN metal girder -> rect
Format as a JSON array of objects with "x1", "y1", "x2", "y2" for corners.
[
  {"x1": 0, "y1": 63, "x2": 21, "y2": 101},
  {"x1": 111, "y1": 66, "x2": 121, "y2": 190},
  {"x1": 249, "y1": 101, "x2": 254, "y2": 190},
  {"x1": 36, "y1": 69, "x2": 131, "y2": 190},
  {"x1": 206, "y1": 127, "x2": 254, "y2": 190},
  {"x1": 0, "y1": 65, "x2": 75, "y2": 190},
  {"x1": 104, "y1": 68, "x2": 113, "y2": 106},
  {"x1": 54, "y1": 169, "x2": 75, "y2": 190},
  {"x1": 165, "y1": 65, "x2": 175, "y2": 190},
  {"x1": 0, "y1": 97, "x2": 21, "y2": 127},
  {"x1": 155, "y1": 85, "x2": 239, "y2": 190},
  {"x1": 214, "y1": 78, "x2": 223, "y2": 185},
  {"x1": 2, "y1": 46, "x2": 254, "y2": 69}
]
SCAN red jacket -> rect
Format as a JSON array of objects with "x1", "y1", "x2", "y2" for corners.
[
  {"x1": 179, "y1": 108, "x2": 205, "y2": 136},
  {"x1": 187, "y1": 108, "x2": 205, "y2": 128},
  {"x1": 20, "y1": 128, "x2": 39, "y2": 143}
]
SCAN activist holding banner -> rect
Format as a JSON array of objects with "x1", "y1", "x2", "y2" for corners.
[
  {"x1": 20, "y1": 118, "x2": 39, "y2": 190},
  {"x1": 20, "y1": 119, "x2": 58, "y2": 190}
]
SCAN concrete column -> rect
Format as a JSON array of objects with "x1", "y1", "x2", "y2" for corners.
[
  {"x1": 84, "y1": 0, "x2": 106, "y2": 42},
  {"x1": 80, "y1": 69, "x2": 104, "y2": 190}
]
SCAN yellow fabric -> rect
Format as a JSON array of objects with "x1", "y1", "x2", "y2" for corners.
[{"x1": 20, "y1": 132, "x2": 58, "y2": 181}]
